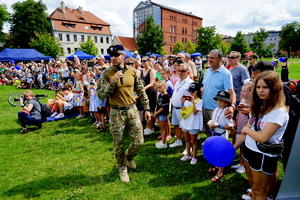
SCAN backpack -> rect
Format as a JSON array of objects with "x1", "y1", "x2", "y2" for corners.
[{"x1": 33, "y1": 98, "x2": 51, "y2": 122}]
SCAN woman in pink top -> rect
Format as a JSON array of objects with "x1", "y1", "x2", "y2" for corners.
[{"x1": 170, "y1": 58, "x2": 183, "y2": 86}]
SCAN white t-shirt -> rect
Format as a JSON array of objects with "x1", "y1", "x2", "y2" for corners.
[
  {"x1": 62, "y1": 67, "x2": 70, "y2": 78},
  {"x1": 212, "y1": 107, "x2": 234, "y2": 139},
  {"x1": 180, "y1": 99, "x2": 203, "y2": 131},
  {"x1": 63, "y1": 92, "x2": 74, "y2": 107},
  {"x1": 245, "y1": 107, "x2": 289, "y2": 157},
  {"x1": 171, "y1": 77, "x2": 194, "y2": 107}
]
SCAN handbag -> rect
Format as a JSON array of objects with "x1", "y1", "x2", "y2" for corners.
[
  {"x1": 254, "y1": 116, "x2": 284, "y2": 155},
  {"x1": 180, "y1": 98, "x2": 200, "y2": 119}
]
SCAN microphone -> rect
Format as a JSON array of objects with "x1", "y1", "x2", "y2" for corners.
[{"x1": 117, "y1": 65, "x2": 124, "y2": 85}]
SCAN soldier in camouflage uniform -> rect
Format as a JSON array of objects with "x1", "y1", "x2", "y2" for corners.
[{"x1": 97, "y1": 45, "x2": 151, "y2": 183}]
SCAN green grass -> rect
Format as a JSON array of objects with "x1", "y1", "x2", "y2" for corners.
[
  {"x1": 263, "y1": 57, "x2": 300, "y2": 79},
  {"x1": 0, "y1": 61, "x2": 292, "y2": 200}
]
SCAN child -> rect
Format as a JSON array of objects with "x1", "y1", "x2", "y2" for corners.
[
  {"x1": 37, "y1": 71, "x2": 43, "y2": 89},
  {"x1": 26, "y1": 69, "x2": 33, "y2": 89},
  {"x1": 231, "y1": 83, "x2": 252, "y2": 174},
  {"x1": 50, "y1": 88, "x2": 74, "y2": 118},
  {"x1": 207, "y1": 90, "x2": 234, "y2": 181},
  {"x1": 73, "y1": 71, "x2": 86, "y2": 119},
  {"x1": 154, "y1": 81, "x2": 170, "y2": 149},
  {"x1": 180, "y1": 82, "x2": 203, "y2": 164},
  {"x1": 89, "y1": 81, "x2": 102, "y2": 127},
  {"x1": 57, "y1": 79, "x2": 64, "y2": 91}
]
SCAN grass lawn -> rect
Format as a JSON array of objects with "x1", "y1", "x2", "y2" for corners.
[{"x1": 0, "y1": 58, "x2": 296, "y2": 199}]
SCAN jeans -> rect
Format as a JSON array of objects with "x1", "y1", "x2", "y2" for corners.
[{"x1": 18, "y1": 111, "x2": 42, "y2": 128}]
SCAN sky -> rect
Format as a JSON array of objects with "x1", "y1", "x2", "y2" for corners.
[{"x1": 2, "y1": 0, "x2": 300, "y2": 38}]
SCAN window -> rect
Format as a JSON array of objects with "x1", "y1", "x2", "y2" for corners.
[
  {"x1": 94, "y1": 36, "x2": 97, "y2": 43},
  {"x1": 182, "y1": 19, "x2": 187, "y2": 24},
  {"x1": 106, "y1": 37, "x2": 109, "y2": 44},
  {"x1": 185, "y1": 29, "x2": 187, "y2": 35},
  {"x1": 182, "y1": 38, "x2": 184, "y2": 42},
  {"x1": 101, "y1": 49, "x2": 104, "y2": 54},
  {"x1": 193, "y1": 22, "x2": 197, "y2": 26},
  {"x1": 81, "y1": 35, "x2": 84, "y2": 42},
  {"x1": 100, "y1": 37, "x2": 103, "y2": 43},
  {"x1": 73, "y1": 34, "x2": 77, "y2": 42},
  {"x1": 182, "y1": 28, "x2": 184, "y2": 34},
  {"x1": 65, "y1": 24, "x2": 69, "y2": 28},
  {"x1": 173, "y1": 37, "x2": 175, "y2": 42},
  {"x1": 170, "y1": 36, "x2": 172, "y2": 43},
  {"x1": 170, "y1": 47, "x2": 173, "y2": 53},
  {"x1": 173, "y1": 26, "x2": 176, "y2": 33},
  {"x1": 270, "y1": 38, "x2": 272, "y2": 41},
  {"x1": 66, "y1": 34, "x2": 70, "y2": 41},
  {"x1": 74, "y1": 48, "x2": 78, "y2": 52},
  {"x1": 58, "y1": 33, "x2": 62, "y2": 41},
  {"x1": 170, "y1": 26, "x2": 173, "y2": 33},
  {"x1": 71, "y1": 25, "x2": 75, "y2": 28},
  {"x1": 67, "y1": 48, "x2": 71, "y2": 54},
  {"x1": 274, "y1": 38, "x2": 276, "y2": 41},
  {"x1": 99, "y1": 27, "x2": 102, "y2": 31}
]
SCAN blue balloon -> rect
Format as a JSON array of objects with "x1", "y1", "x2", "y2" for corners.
[
  {"x1": 280, "y1": 57, "x2": 286, "y2": 62},
  {"x1": 15, "y1": 65, "x2": 21, "y2": 70},
  {"x1": 202, "y1": 136, "x2": 235, "y2": 167}
]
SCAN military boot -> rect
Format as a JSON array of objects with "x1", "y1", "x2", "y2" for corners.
[
  {"x1": 125, "y1": 149, "x2": 136, "y2": 169},
  {"x1": 119, "y1": 167, "x2": 129, "y2": 183}
]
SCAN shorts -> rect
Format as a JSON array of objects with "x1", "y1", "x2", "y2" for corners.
[
  {"x1": 97, "y1": 107, "x2": 105, "y2": 114},
  {"x1": 158, "y1": 115, "x2": 167, "y2": 121},
  {"x1": 171, "y1": 107, "x2": 181, "y2": 125},
  {"x1": 243, "y1": 145, "x2": 278, "y2": 175},
  {"x1": 182, "y1": 128, "x2": 199, "y2": 134}
]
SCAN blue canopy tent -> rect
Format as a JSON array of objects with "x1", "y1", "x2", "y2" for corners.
[
  {"x1": 67, "y1": 49, "x2": 95, "y2": 60},
  {"x1": 191, "y1": 52, "x2": 202, "y2": 58},
  {"x1": 0, "y1": 48, "x2": 51, "y2": 61},
  {"x1": 179, "y1": 51, "x2": 185, "y2": 54}
]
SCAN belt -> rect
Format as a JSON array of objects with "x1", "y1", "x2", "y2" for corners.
[
  {"x1": 174, "y1": 107, "x2": 181, "y2": 109},
  {"x1": 110, "y1": 103, "x2": 135, "y2": 110}
]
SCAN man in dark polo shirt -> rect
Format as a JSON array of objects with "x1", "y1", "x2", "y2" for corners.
[{"x1": 97, "y1": 45, "x2": 151, "y2": 183}]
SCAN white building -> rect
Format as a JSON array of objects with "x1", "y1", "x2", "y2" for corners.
[{"x1": 48, "y1": 2, "x2": 112, "y2": 57}]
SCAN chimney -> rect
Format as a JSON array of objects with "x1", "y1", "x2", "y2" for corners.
[
  {"x1": 78, "y1": 6, "x2": 83, "y2": 14},
  {"x1": 61, "y1": 1, "x2": 65, "y2": 14}
]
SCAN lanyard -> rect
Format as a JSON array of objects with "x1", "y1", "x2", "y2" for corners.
[
  {"x1": 216, "y1": 108, "x2": 226, "y2": 123},
  {"x1": 176, "y1": 79, "x2": 188, "y2": 92}
]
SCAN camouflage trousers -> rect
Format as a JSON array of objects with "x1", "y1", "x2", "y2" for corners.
[{"x1": 109, "y1": 105, "x2": 144, "y2": 169}]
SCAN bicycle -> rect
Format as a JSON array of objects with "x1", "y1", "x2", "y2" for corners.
[{"x1": 8, "y1": 93, "x2": 48, "y2": 107}]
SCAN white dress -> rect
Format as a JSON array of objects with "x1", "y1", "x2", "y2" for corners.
[{"x1": 89, "y1": 88, "x2": 100, "y2": 112}]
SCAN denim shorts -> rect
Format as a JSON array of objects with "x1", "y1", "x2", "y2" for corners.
[
  {"x1": 158, "y1": 115, "x2": 167, "y2": 121},
  {"x1": 182, "y1": 128, "x2": 199, "y2": 134}
]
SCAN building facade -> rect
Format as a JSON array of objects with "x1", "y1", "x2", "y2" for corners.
[
  {"x1": 112, "y1": 36, "x2": 139, "y2": 52},
  {"x1": 48, "y1": 2, "x2": 112, "y2": 57},
  {"x1": 133, "y1": 0, "x2": 203, "y2": 54}
]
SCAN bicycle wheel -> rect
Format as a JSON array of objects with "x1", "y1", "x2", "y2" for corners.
[{"x1": 8, "y1": 93, "x2": 25, "y2": 107}]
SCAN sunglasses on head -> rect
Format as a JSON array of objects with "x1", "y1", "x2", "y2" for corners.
[
  {"x1": 109, "y1": 52, "x2": 123, "y2": 57},
  {"x1": 228, "y1": 56, "x2": 238, "y2": 59}
]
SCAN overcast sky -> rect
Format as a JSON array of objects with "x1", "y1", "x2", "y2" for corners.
[{"x1": 2, "y1": 0, "x2": 300, "y2": 37}]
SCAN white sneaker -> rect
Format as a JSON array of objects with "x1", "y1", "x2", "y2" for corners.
[
  {"x1": 144, "y1": 127, "x2": 150, "y2": 132},
  {"x1": 241, "y1": 189, "x2": 252, "y2": 200},
  {"x1": 182, "y1": 147, "x2": 192, "y2": 155},
  {"x1": 231, "y1": 164, "x2": 241, "y2": 169},
  {"x1": 50, "y1": 112, "x2": 58, "y2": 118},
  {"x1": 197, "y1": 135, "x2": 201, "y2": 140},
  {"x1": 190, "y1": 157, "x2": 197, "y2": 165},
  {"x1": 236, "y1": 166, "x2": 245, "y2": 173},
  {"x1": 93, "y1": 121, "x2": 99, "y2": 125},
  {"x1": 54, "y1": 113, "x2": 65, "y2": 119},
  {"x1": 169, "y1": 140, "x2": 182, "y2": 148},
  {"x1": 180, "y1": 155, "x2": 192, "y2": 161},
  {"x1": 144, "y1": 128, "x2": 154, "y2": 135},
  {"x1": 156, "y1": 141, "x2": 167, "y2": 149}
]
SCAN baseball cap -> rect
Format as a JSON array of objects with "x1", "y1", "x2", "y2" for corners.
[
  {"x1": 187, "y1": 82, "x2": 200, "y2": 92},
  {"x1": 213, "y1": 90, "x2": 230, "y2": 102},
  {"x1": 96, "y1": 55, "x2": 104, "y2": 60}
]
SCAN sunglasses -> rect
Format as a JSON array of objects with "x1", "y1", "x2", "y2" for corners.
[
  {"x1": 248, "y1": 58, "x2": 255, "y2": 60},
  {"x1": 109, "y1": 52, "x2": 123, "y2": 57},
  {"x1": 228, "y1": 56, "x2": 238, "y2": 59},
  {"x1": 179, "y1": 69, "x2": 188, "y2": 73},
  {"x1": 141, "y1": 60, "x2": 148, "y2": 63},
  {"x1": 129, "y1": 63, "x2": 134, "y2": 65}
]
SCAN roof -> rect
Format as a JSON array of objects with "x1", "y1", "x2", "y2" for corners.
[
  {"x1": 150, "y1": 1, "x2": 203, "y2": 20},
  {"x1": 114, "y1": 36, "x2": 139, "y2": 51},
  {"x1": 48, "y1": 7, "x2": 111, "y2": 35}
]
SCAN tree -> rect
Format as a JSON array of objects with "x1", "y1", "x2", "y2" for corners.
[
  {"x1": 185, "y1": 41, "x2": 196, "y2": 54},
  {"x1": 160, "y1": 46, "x2": 168, "y2": 55},
  {"x1": 29, "y1": 32, "x2": 63, "y2": 58},
  {"x1": 0, "y1": 3, "x2": 10, "y2": 43},
  {"x1": 136, "y1": 16, "x2": 165, "y2": 55},
  {"x1": 230, "y1": 31, "x2": 249, "y2": 55},
  {"x1": 279, "y1": 21, "x2": 300, "y2": 58},
  {"x1": 220, "y1": 41, "x2": 231, "y2": 55},
  {"x1": 250, "y1": 28, "x2": 275, "y2": 57},
  {"x1": 9, "y1": 0, "x2": 50, "y2": 48},
  {"x1": 79, "y1": 36, "x2": 98, "y2": 56},
  {"x1": 172, "y1": 41, "x2": 185, "y2": 54},
  {"x1": 195, "y1": 26, "x2": 222, "y2": 55}
]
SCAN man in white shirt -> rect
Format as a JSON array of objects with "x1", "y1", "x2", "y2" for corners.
[
  {"x1": 170, "y1": 64, "x2": 194, "y2": 147},
  {"x1": 194, "y1": 56, "x2": 203, "y2": 72}
]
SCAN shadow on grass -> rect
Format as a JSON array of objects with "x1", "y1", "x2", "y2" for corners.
[{"x1": 2, "y1": 168, "x2": 119, "y2": 198}]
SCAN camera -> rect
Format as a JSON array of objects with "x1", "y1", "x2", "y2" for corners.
[
  {"x1": 14, "y1": 96, "x2": 26, "y2": 103},
  {"x1": 182, "y1": 95, "x2": 191, "y2": 100}
]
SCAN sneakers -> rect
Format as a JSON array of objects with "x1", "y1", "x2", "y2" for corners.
[
  {"x1": 169, "y1": 140, "x2": 182, "y2": 148},
  {"x1": 180, "y1": 155, "x2": 192, "y2": 161},
  {"x1": 119, "y1": 167, "x2": 130, "y2": 183},
  {"x1": 190, "y1": 157, "x2": 197, "y2": 165},
  {"x1": 236, "y1": 166, "x2": 245, "y2": 173},
  {"x1": 93, "y1": 121, "x2": 99, "y2": 125},
  {"x1": 125, "y1": 150, "x2": 136, "y2": 169},
  {"x1": 242, "y1": 189, "x2": 252, "y2": 200},
  {"x1": 76, "y1": 114, "x2": 85, "y2": 119},
  {"x1": 50, "y1": 112, "x2": 58, "y2": 118},
  {"x1": 54, "y1": 113, "x2": 65, "y2": 119},
  {"x1": 155, "y1": 141, "x2": 167, "y2": 149},
  {"x1": 231, "y1": 164, "x2": 241, "y2": 169},
  {"x1": 144, "y1": 128, "x2": 154, "y2": 135}
]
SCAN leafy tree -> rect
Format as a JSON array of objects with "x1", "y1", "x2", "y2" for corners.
[
  {"x1": 219, "y1": 41, "x2": 231, "y2": 55},
  {"x1": 250, "y1": 28, "x2": 275, "y2": 57},
  {"x1": 185, "y1": 41, "x2": 196, "y2": 54},
  {"x1": 79, "y1": 36, "x2": 98, "y2": 56},
  {"x1": 30, "y1": 32, "x2": 63, "y2": 58},
  {"x1": 0, "y1": 3, "x2": 10, "y2": 43},
  {"x1": 279, "y1": 21, "x2": 300, "y2": 58},
  {"x1": 136, "y1": 16, "x2": 165, "y2": 55},
  {"x1": 172, "y1": 41, "x2": 185, "y2": 54},
  {"x1": 160, "y1": 46, "x2": 168, "y2": 55},
  {"x1": 195, "y1": 26, "x2": 222, "y2": 55},
  {"x1": 230, "y1": 31, "x2": 249, "y2": 55},
  {"x1": 9, "y1": 0, "x2": 50, "y2": 48}
]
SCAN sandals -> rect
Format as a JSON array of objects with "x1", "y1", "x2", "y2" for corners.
[
  {"x1": 97, "y1": 127, "x2": 106, "y2": 132},
  {"x1": 208, "y1": 167, "x2": 218, "y2": 173},
  {"x1": 211, "y1": 173, "x2": 223, "y2": 182},
  {"x1": 19, "y1": 128, "x2": 28, "y2": 133}
]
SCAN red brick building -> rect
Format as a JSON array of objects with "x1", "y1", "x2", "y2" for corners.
[{"x1": 133, "y1": 1, "x2": 203, "y2": 54}]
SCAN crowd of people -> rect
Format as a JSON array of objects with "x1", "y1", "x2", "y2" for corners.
[{"x1": 4, "y1": 45, "x2": 299, "y2": 199}]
